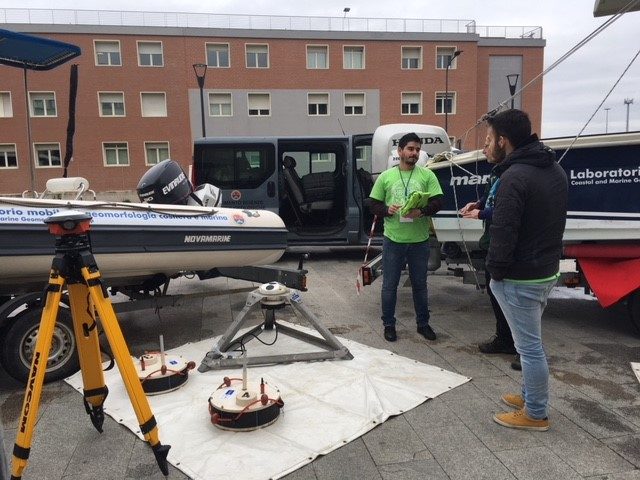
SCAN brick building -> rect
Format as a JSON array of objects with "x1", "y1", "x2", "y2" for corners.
[{"x1": 0, "y1": 10, "x2": 545, "y2": 195}]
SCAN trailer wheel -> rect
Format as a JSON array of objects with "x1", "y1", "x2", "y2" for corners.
[
  {"x1": 0, "y1": 307, "x2": 79, "y2": 383},
  {"x1": 629, "y1": 289, "x2": 640, "y2": 334}
]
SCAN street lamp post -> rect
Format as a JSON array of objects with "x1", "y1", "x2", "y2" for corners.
[
  {"x1": 343, "y1": 7, "x2": 351, "y2": 30},
  {"x1": 444, "y1": 50, "x2": 462, "y2": 135},
  {"x1": 604, "y1": 107, "x2": 611, "y2": 133},
  {"x1": 624, "y1": 98, "x2": 634, "y2": 132},
  {"x1": 506, "y1": 74, "x2": 520, "y2": 109},
  {"x1": 192, "y1": 63, "x2": 208, "y2": 138}
]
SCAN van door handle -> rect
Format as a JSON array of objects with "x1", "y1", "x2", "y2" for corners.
[{"x1": 267, "y1": 181, "x2": 275, "y2": 197}]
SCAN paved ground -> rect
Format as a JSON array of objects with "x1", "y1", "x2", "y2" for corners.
[{"x1": 2, "y1": 249, "x2": 640, "y2": 480}]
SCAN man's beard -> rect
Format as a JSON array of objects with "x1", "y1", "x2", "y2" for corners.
[
  {"x1": 491, "y1": 144, "x2": 506, "y2": 163},
  {"x1": 403, "y1": 156, "x2": 419, "y2": 165}
]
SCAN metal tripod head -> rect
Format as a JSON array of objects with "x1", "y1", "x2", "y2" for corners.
[
  {"x1": 44, "y1": 209, "x2": 92, "y2": 236},
  {"x1": 43, "y1": 210, "x2": 95, "y2": 283}
]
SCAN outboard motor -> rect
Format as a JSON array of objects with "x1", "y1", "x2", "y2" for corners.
[{"x1": 137, "y1": 159, "x2": 193, "y2": 204}]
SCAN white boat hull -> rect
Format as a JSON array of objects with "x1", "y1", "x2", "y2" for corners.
[
  {"x1": 0, "y1": 197, "x2": 288, "y2": 293},
  {"x1": 429, "y1": 131, "x2": 640, "y2": 247},
  {"x1": 433, "y1": 214, "x2": 640, "y2": 244}
]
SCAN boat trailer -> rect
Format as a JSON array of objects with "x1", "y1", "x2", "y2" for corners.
[{"x1": 0, "y1": 263, "x2": 308, "y2": 384}]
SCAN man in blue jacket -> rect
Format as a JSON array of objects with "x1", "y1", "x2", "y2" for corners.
[
  {"x1": 485, "y1": 109, "x2": 567, "y2": 431},
  {"x1": 461, "y1": 140, "x2": 518, "y2": 369}
]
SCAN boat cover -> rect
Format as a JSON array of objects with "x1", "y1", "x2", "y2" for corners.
[
  {"x1": 564, "y1": 244, "x2": 640, "y2": 307},
  {"x1": 0, "y1": 28, "x2": 81, "y2": 70}
]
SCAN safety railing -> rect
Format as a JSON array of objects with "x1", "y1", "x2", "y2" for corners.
[{"x1": 0, "y1": 8, "x2": 542, "y2": 39}]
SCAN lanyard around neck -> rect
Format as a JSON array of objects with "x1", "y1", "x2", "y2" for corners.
[{"x1": 398, "y1": 166, "x2": 414, "y2": 200}]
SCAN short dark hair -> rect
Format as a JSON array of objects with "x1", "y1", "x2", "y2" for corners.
[
  {"x1": 486, "y1": 109, "x2": 532, "y2": 149},
  {"x1": 398, "y1": 132, "x2": 422, "y2": 149}
]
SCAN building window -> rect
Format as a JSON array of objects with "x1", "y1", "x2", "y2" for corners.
[
  {"x1": 308, "y1": 93, "x2": 329, "y2": 116},
  {"x1": 344, "y1": 93, "x2": 365, "y2": 116},
  {"x1": 245, "y1": 44, "x2": 269, "y2": 68},
  {"x1": 209, "y1": 93, "x2": 232, "y2": 116},
  {"x1": 103, "y1": 142, "x2": 129, "y2": 166},
  {"x1": 94, "y1": 40, "x2": 121, "y2": 66},
  {"x1": 144, "y1": 142, "x2": 170, "y2": 165},
  {"x1": 401, "y1": 46, "x2": 422, "y2": 69},
  {"x1": 248, "y1": 93, "x2": 271, "y2": 116},
  {"x1": 29, "y1": 92, "x2": 57, "y2": 117},
  {"x1": 137, "y1": 41, "x2": 163, "y2": 67},
  {"x1": 34, "y1": 143, "x2": 61, "y2": 168},
  {"x1": 435, "y1": 92, "x2": 457, "y2": 114},
  {"x1": 401, "y1": 92, "x2": 422, "y2": 115},
  {"x1": 307, "y1": 45, "x2": 329, "y2": 69},
  {"x1": 343, "y1": 46, "x2": 364, "y2": 69},
  {"x1": 0, "y1": 92, "x2": 13, "y2": 117},
  {"x1": 206, "y1": 43, "x2": 230, "y2": 68},
  {"x1": 98, "y1": 92, "x2": 125, "y2": 117},
  {"x1": 436, "y1": 46, "x2": 459, "y2": 69},
  {"x1": 0, "y1": 144, "x2": 18, "y2": 168},
  {"x1": 140, "y1": 92, "x2": 167, "y2": 117}
]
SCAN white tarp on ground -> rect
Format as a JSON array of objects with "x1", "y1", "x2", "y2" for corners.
[
  {"x1": 66, "y1": 323, "x2": 470, "y2": 480},
  {"x1": 631, "y1": 362, "x2": 640, "y2": 384}
]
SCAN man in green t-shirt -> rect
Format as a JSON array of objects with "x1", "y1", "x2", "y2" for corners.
[{"x1": 369, "y1": 132, "x2": 444, "y2": 342}]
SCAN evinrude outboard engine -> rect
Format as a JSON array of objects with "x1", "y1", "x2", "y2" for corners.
[
  {"x1": 137, "y1": 159, "x2": 193, "y2": 204},
  {"x1": 137, "y1": 159, "x2": 223, "y2": 207}
]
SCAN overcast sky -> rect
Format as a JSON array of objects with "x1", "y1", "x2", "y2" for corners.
[{"x1": 3, "y1": 0, "x2": 639, "y2": 137}]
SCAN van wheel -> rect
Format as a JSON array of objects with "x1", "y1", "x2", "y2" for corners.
[{"x1": 0, "y1": 307, "x2": 79, "y2": 384}]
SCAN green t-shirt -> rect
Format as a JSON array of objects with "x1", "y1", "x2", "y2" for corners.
[{"x1": 369, "y1": 166, "x2": 443, "y2": 243}]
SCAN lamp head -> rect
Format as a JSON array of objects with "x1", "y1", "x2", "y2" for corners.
[
  {"x1": 192, "y1": 63, "x2": 207, "y2": 80},
  {"x1": 506, "y1": 73, "x2": 520, "y2": 87}
]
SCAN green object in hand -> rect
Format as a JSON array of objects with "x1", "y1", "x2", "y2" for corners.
[{"x1": 399, "y1": 191, "x2": 430, "y2": 216}]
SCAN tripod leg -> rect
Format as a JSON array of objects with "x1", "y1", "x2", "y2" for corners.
[
  {"x1": 67, "y1": 283, "x2": 108, "y2": 433},
  {"x1": 81, "y1": 266, "x2": 170, "y2": 476},
  {"x1": 10, "y1": 273, "x2": 65, "y2": 480}
]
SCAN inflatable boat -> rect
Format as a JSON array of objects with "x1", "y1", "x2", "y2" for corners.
[
  {"x1": 0, "y1": 160, "x2": 288, "y2": 294},
  {"x1": 0, "y1": 197, "x2": 287, "y2": 294}
]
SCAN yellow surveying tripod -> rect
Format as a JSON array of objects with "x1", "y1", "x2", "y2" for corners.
[{"x1": 10, "y1": 211, "x2": 170, "y2": 479}]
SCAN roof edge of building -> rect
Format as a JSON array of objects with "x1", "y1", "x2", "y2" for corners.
[{"x1": 2, "y1": 23, "x2": 543, "y2": 44}]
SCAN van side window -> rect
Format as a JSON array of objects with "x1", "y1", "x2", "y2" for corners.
[
  {"x1": 355, "y1": 145, "x2": 372, "y2": 172},
  {"x1": 194, "y1": 145, "x2": 274, "y2": 189},
  {"x1": 310, "y1": 152, "x2": 336, "y2": 173}
]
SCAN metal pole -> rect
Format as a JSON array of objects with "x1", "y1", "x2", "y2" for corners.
[
  {"x1": 444, "y1": 50, "x2": 462, "y2": 134},
  {"x1": 193, "y1": 63, "x2": 208, "y2": 138},
  {"x1": 444, "y1": 64, "x2": 450, "y2": 133},
  {"x1": 198, "y1": 81, "x2": 206, "y2": 138},
  {"x1": 23, "y1": 67, "x2": 36, "y2": 193},
  {"x1": 506, "y1": 74, "x2": 519, "y2": 110},
  {"x1": 604, "y1": 107, "x2": 610, "y2": 134},
  {"x1": 624, "y1": 98, "x2": 633, "y2": 132}
]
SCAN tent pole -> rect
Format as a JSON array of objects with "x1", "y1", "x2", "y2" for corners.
[{"x1": 23, "y1": 65, "x2": 36, "y2": 194}]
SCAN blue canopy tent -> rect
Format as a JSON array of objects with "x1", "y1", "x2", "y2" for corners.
[
  {"x1": 0, "y1": 28, "x2": 81, "y2": 70},
  {"x1": 0, "y1": 28, "x2": 81, "y2": 192}
]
